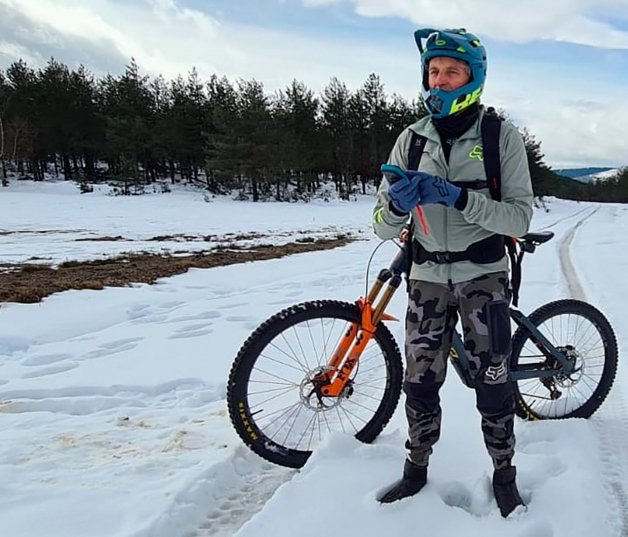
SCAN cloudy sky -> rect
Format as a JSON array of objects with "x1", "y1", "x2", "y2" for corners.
[{"x1": 1, "y1": 0, "x2": 627, "y2": 168}]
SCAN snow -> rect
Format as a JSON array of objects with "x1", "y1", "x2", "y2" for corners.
[{"x1": 0, "y1": 182, "x2": 626, "y2": 537}]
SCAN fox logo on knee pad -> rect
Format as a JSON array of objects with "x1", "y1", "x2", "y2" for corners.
[{"x1": 485, "y1": 362, "x2": 507, "y2": 381}]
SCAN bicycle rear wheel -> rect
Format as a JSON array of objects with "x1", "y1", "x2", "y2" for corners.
[
  {"x1": 511, "y1": 299, "x2": 617, "y2": 420},
  {"x1": 227, "y1": 300, "x2": 403, "y2": 468}
]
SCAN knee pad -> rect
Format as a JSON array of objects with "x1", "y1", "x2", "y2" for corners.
[
  {"x1": 404, "y1": 379, "x2": 441, "y2": 413},
  {"x1": 476, "y1": 381, "x2": 514, "y2": 416},
  {"x1": 485, "y1": 299, "x2": 512, "y2": 356}
]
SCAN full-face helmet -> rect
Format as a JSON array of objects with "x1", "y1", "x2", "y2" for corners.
[{"x1": 414, "y1": 28, "x2": 487, "y2": 118}]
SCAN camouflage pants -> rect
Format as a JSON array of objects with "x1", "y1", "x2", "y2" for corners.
[{"x1": 404, "y1": 272, "x2": 515, "y2": 470}]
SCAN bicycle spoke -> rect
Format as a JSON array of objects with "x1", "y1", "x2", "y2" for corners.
[
  {"x1": 295, "y1": 411, "x2": 317, "y2": 451},
  {"x1": 321, "y1": 408, "x2": 332, "y2": 433},
  {"x1": 263, "y1": 402, "x2": 302, "y2": 438},
  {"x1": 350, "y1": 391, "x2": 384, "y2": 405},
  {"x1": 249, "y1": 378, "x2": 297, "y2": 387},
  {"x1": 248, "y1": 385, "x2": 299, "y2": 397},
  {"x1": 249, "y1": 386, "x2": 298, "y2": 409},
  {"x1": 344, "y1": 397, "x2": 378, "y2": 415},
  {"x1": 281, "y1": 403, "x2": 305, "y2": 446},
  {"x1": 293, "y1": 321, "x2": 312, "y2": 372},
  {"x1": 252, "y1": 366, "x2": 300, "y2": 386},
  {"x1": 254, "y1": 403, "x2": 299, "y2": 423},
  {"x1": 357, "y1": 363, "x2": 387, "y2": 376},
  {"x1": 268, "y1": 340, "x2": 310, "y2": 373},
  {"x1": 335, "y1": 406, "x2": 347, "y2": 434},
  {"x1": 317, "y1": 412, "x2": 323, "y2": 443},
  {"x1": 280, "y1": 330, "x2": 310, "y2": 373},
  {"x1": 258, "y1": 351, "x2": 307, "y2": 374},
  {"x1": 339, "y1": 404, "x2": 368, "y2": 428},
  {"x1": 520, "y1": 392, "x2": 553, "y2": 401}
]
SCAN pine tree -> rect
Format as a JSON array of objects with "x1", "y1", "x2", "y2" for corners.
[
  {"x1": 99, "y1": 59, "x2": 154, "y2": 193},
  {"x1": 273, "y1": 80, "x2": 320, "y2": 198},
  {"x1": 205, "y1": 75, "x2": 239, "y2": 192},
  {"x1": 4, "y1": 60, "x2": 37, "y2": 177},
  {"x1": 320, "y1": 77, "x2": 353, "y2": 195}
]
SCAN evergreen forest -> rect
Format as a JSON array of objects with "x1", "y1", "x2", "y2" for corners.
[{"x1": 0, "y1": 58, "x2": 626, "y2": 202}]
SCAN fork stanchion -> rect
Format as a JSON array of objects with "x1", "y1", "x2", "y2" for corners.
[
  {"x1": 373, "y1": 274, "x2": 402, "y2": 325},
  {"x1": 366, "y1": 268, "x2": 391, "y2": 304}
]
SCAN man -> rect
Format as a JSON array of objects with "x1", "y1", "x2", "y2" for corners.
[{"x1": 372, "y1": 28, "x2": 533, "y2": 518}]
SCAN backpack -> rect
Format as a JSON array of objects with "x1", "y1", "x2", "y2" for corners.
[{"x1": 406, "y1": 107, "x2": 523, "y2": 306}]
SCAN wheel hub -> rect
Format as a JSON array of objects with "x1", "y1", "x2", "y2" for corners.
[
  {"x1": 553, "y1": 345, "x2": 584, "y2": 387},
  {"x1": 299, "y1": 367, "x2": 353, "y2": 411}
]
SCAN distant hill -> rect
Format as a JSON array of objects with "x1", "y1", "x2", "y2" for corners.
[
  {"x1": 553, "y1": 167, "x2": 622, "y2": 184},
  {"x1": 554, "y1": 167, "x2": 614, "y2": 179}
]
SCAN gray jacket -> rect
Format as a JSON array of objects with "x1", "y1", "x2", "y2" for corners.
[{"x1": 373, "y1": 108, "x2": 534, "y2": 284}]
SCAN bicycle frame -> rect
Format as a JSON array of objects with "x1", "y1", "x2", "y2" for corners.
[
  {"x1": 449, "y1": 308, "x2": 576, "y2": 388},
  {"x1": 318, "y1": 237, "x2": 575, "y2": 396}
]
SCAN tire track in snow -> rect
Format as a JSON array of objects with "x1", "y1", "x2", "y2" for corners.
[
  {"x1": 557, "y1": 205, "x2": 628, "y2": 537},
  {"x1": 191, "y1": 459, "x2": 293, "y2": 537},
  {"x1": 541, "y1": 205, "x2": 594, "y2": 231},
  {"x1": 558, "y1": 207, "x2": 598, "y2": 301},
  {"x1": 161, "y1": 448, "x2": 295, "y2": 537}
]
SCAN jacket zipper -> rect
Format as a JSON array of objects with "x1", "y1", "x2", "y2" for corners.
[{"x1": 443, "y1": 142, "x2": 452, "y2": 289}]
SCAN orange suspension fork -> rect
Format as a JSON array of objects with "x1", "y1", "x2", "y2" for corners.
[{"x1": 317, "y1": 245, "x2": 408, "y2": 397}]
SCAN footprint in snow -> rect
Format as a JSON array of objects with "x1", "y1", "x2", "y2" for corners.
[
  {"x1": 21, "y1": 362, "x2": 78, "y2": 379},
  {"x1": 83, "y1": 337, "x2": 144, "y2": 359},
  {"x1": 165, "y1": 310, "x2": 222, "y2": 324},
  {"x1": 219, "y1": 303, "x2": 248, "y2": 310},
  {"x1": 516, "y1": 520, "x2": 554, "y2": 537},
  {"x1": 22, "y1": 353, "x2": 74, "y2": 367},
  {"x1": 168, "y1": 324, "x2": 214, "y2": 339}
]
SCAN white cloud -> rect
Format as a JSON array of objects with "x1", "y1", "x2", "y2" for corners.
[
  {"x1": 510, "y1": 97, "x2": 628, "y2": 168},
  {"x1": 0, "y1": 0, "x2": 239, "y2": 78},
  {"x1": 304, "y1": 0, "x2": 628, "y2": 49},
  {"x1": 0, "y1": 0, "x2": 417, "y2": 90},
  {"x1": 0, "y1": 0, "x2": 626, "y2": 167},
  {"x1": 301, "y1": 0, "x2": 342, "y2": 5},
  {"x1": 0, "y1": 40, "x2": 45, "y2": 66}
]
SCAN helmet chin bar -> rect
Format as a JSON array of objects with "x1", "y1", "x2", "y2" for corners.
[
  {"x1": 426, "y1": 94, "x2": 444, "y2": 116},
  {"x1": 422, "y1": 83, "x2": 482, "y2": 118}
]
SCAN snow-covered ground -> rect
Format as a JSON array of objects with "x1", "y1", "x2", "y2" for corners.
[{"x1": 1, "y1": 182, "x2": 627, "y2": 537}]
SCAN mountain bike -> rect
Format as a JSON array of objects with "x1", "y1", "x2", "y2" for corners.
[{"x1": 227, "y1": 231, "x2": 618, "y2": 469}]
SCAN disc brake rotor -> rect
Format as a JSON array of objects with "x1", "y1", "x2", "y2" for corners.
[{"x1": 299, "y1": 367, "x2": 353, "y2": 411}]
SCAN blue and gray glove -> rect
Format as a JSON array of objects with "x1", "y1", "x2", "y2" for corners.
[
  {"x1": 381, "y1": 164, "x2": 433, "y2": 215},
  {"x1": 417, "y1": 176, "x2": 465, "y2": 208},
  {"x1": 381, "y1": 164, "x2": 468, "y2": 212}
]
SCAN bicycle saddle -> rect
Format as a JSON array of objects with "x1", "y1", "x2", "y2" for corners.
[{"x1": 520, "y1": 231, "x2": 554, "y2": 244}]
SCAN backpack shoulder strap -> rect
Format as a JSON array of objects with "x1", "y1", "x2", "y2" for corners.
[
  {"x1": 480, "y1": 107, "x2": 524, "y2": 306},
  {"x1": 407, "y1": 131, "x2": 428, "y2": 171},
  {"x1": 480, "y1": 107, "x2": 502, "y2": 201}
]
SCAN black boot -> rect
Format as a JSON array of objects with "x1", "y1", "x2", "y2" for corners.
[
  {"x1": 493, "y1": 466, "x2": 524, "y2": 517},
  {"x1": 377, "y1": 460, "x2": 427, "y2": 503}
]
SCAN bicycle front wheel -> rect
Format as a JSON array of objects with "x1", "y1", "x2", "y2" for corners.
[
  {"x1": 511, "y1": 299, "x2": 618, "y2": 420},
  {"x1": 227, "y1": 300, "x2": 403, "y2": 468}
]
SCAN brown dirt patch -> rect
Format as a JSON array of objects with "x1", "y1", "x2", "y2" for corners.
[{"x1": 0, "y1": 235, "x2": 355, "y2": 304}]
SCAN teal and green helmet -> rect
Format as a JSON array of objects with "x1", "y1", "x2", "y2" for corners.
[{"x1": 414, "y1": 28, "x2": 487, "y2": 118}]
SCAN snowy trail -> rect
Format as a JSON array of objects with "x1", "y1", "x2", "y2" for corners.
[
  {"x1": 558, "y1": 206, "x2": 599, "y2": 301},
  {"x1": 557, "y1": 205, "x2": 627, "y2": 537}
]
